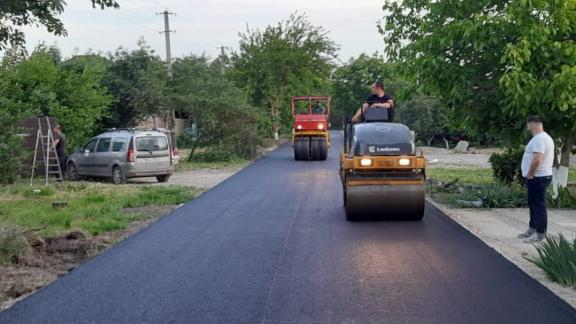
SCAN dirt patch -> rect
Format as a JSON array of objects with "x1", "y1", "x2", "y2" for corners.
[
  {"x1": 422, "y1": 146, "x2": 499, "y2": 169},
  {"x1": 0, "y1": 205, "x2": 180, "y2": 310}
]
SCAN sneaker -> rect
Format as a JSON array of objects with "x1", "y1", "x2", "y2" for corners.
[
  {"x1": 517, "y1": 228, "x2": 536, "y2": 239},
  {"x1": 523, "y1": 233, "x2": 546, "y2": 244}
]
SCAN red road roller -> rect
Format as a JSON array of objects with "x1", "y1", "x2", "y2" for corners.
[{"x1": 291, "y1": 96, "x2": 331, "y2": 161}]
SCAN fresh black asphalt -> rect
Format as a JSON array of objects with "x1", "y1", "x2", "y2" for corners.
[{"x1": 1, "y1": 132, "x2": 575, "y2": 324}]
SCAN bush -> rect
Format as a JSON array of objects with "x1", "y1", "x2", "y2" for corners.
[
  {"x1": 189, "y1": 143, "x2": 256, "y2": 162},
  {"x1": 489, "y1": 147, "x2": 524, "y2": 184},
  {"x1": 0, "y1": 223, "x2": 30, "y2": 265},
  {"x1": 0, "y1": 133, "x2": 27, "y2": 184},
  {"x1": 531, "y1": 234, "x2": 576, "y2": 287},
  {"x1": 177, "y1": 133, "x2": 193, "y2": 149},
  {"x1": 548, "y1": 187, "x2": 576, "y2": 209},
  {"x1": 0, "y1": 98, "x2": 31, "y2": 184},
  {"x1": 455, "y1": 183, "x2": 527, "y2": 208}
]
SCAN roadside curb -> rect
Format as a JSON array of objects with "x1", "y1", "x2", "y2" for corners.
[{"x1": 427, "y1": 198, "x2": 576, "y2": 310}]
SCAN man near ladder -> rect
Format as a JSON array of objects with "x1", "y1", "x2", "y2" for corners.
[{"x1": 50, "y1": 125, "x2": 67, "y2": 177}]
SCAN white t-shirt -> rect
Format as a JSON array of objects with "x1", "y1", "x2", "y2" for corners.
[{"x1": 521, "y1": 132, "x2": 554, "y2": 177}]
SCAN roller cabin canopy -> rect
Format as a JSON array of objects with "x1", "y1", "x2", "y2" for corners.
[
  {"x1": 351, "y1": 123, "x2": 415, "y2": 156},
  {"x1": 292, "y1": 96, "x2": 331, "y2": 117}
]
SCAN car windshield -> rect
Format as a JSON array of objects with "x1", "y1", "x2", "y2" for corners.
[{"x1": 136, "y1": 136, "x2": 169, "y2": 152}]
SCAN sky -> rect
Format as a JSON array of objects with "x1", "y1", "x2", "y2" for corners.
[{"x1": 22, "y1": 0, "x2": 387, "y2": 62}]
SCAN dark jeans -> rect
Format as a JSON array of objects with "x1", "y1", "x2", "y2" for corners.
[
  {"x1": 526, "y1": 176, "x2": 552, "y2": 234},
  {"x1": 58, "y1": 155, "x2": 67, "y2": 175}
]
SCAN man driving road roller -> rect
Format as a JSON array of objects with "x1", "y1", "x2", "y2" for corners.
[
  {"x1": 351, "y1": 81, "x2": 394, "y2": 123},
  {"x1": 341, "y1": 83, "x2": 425, "y2": 221}
]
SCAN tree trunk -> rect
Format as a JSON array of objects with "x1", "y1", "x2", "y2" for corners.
[
  {"x1": 270, "y1": 98, "x2": 280, "y2": 140},
  {"x1": 560, "y1": 133, "x2": 573, "y2": 167},
  {"x1": 187, "y1": 137, "x2": 201, "y2": 162}
]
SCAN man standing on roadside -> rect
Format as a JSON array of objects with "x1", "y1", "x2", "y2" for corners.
[{"x1": 517, "y1": 116, "x2": 555, "y2": 243}]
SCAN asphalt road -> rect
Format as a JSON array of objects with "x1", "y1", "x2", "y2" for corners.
[{"x1": 2, "y1": 132, "x2": 575, "y2": 324}]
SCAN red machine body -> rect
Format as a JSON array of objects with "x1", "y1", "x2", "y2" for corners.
[{"x1": 291, "y1": 96, "x2": 331, "y2": 161}]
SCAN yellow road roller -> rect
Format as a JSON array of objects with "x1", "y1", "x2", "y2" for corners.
[{"x1": 340, "y1": 108, "x2": 426, "y2": 221}]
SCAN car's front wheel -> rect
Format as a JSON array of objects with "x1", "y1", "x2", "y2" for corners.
[
  {"x1": 156, "y1": 174, "x2": 171, "y2": 183},
  {"x1": 67, "y1": 163, "x2": 81, "y2": 181},
  {"x1": 111, "y1": 166, "x2": 126, "y2": 184}
]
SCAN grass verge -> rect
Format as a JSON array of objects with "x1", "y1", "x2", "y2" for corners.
[
  {"x1": 427, "y1": 167, "x2": 576, "y2": 208},
  {"x1": 427, "y1": 167, "x2": 494, "y2": 185},
  {"x1": 176, "y1": 158, "x2": 249, "y2": 172},
  {"x1": 0, "y1": 183, "x2": 200, "y2": 237}
]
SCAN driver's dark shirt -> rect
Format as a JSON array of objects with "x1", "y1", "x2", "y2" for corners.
[
  {"x1": 365, "y1": 94, "x2": 394, "y2": 121},
  {"x1": 365, "y1": 94, "x2": 392, "y2": 106}
]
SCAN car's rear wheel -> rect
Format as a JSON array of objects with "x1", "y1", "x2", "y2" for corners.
[
  {"x1": 111, "y1": 166, "x2": 126, "y2": 184},
  {"x1": 156, "y1": 174, "x2": 171, "y2": 183},
  {"x1": 67, "y1": 163, "x2": 81, "y2": 181}
]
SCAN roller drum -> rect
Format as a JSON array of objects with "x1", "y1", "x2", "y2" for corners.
[{"x1": 345, "y1": 184, "x2": 425, "y2": 221}]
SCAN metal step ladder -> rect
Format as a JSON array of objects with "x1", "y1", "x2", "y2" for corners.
[{"x1": 30, "y1": 117, "x2": 64, "y2": 186}]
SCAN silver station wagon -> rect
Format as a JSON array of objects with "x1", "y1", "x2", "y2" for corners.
[{"x1": 67, "y1": 129, "x2": 175, "y2": 184}]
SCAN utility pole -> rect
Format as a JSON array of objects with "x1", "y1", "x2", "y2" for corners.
[
  {"x1": 157, "y1": 9, "x2": 176, "y2": 130},
  {"x1": 157, "y1": 10, "x2": 175, "y2": 80},
  {"x1": 216, "y1": 46, "x2": 232, "y2": 75}
]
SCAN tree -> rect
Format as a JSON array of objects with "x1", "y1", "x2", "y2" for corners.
[
  {"x1": 169, "y1": 55, "x2": 262, "y2": 161},
  {"x1": 102, "y1": 40, "x2": 168, "y2": 128},
  {"x1": 381, "y1": 0, "x2": 576, "y2": 183},
  {"x1": 0, "y1": 62, "x2": 32, "y2": 183},
  {"x1": 331, "y1": 53, "x2": 406, "y2": 126},
  {"x1": 396, "y1": 97, "x2": 452, "y2": 146},
  {"x1": 232, "y1": 13, "x2": 337, "y2": 139},
  {"x1": 0, "y1": 45, "x2": 111, "y2": 150},
  {"x1": 56, "y1": 55, "x2": 112, "y2": 149},
  {"x1": 499, "y1": 0, "x2": 576, "y2": 182},
  {"x1": 0, "y1": 0, "x2": 119, "y2": 51}
]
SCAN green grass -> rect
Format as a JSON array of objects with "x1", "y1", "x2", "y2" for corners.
[
  {"x1": 176, "y1": 158, "x2": 249, "y2": 172},
  {"x1": 0, "y1": 183, "x2": 200, "y2": 236},
  {"x1": 428, "y1": 167, "x2": 575, "y2": 185},
  {"x1": 428, "y1": 167, "x2": 576, "y2": 208},
  {"x1": 427, "y1": 167, "x2": 495, "y2": 185}
]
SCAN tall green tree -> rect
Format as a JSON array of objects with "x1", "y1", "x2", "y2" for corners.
[
  {"x1": 1, "y1": 45, "x2": 111, "y2": 150},
  {"x1": 381, "y1": 0, "x2": 576, "y2": 175},
  {"x1": 169, "y1": 55, "x2": 262, "y2": 161},
  {"x1": 232, "y1": 13, "x2": 337, "y2": 139},
  {"x1": 102, "y1": 40, "x2": 168, "y2": 128},
  {"x1": 499, "y1": 0, "x2": 576, "y2": 170},
  {"x1": 0, "y1": 0, "x2": 119, "y2": 51},
  {"x1": 0, "y1": 54, "x2": 32, "y2": 183},
  {"x1": 331, "y1": 53, "x2": 406, "y2": 125}
]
